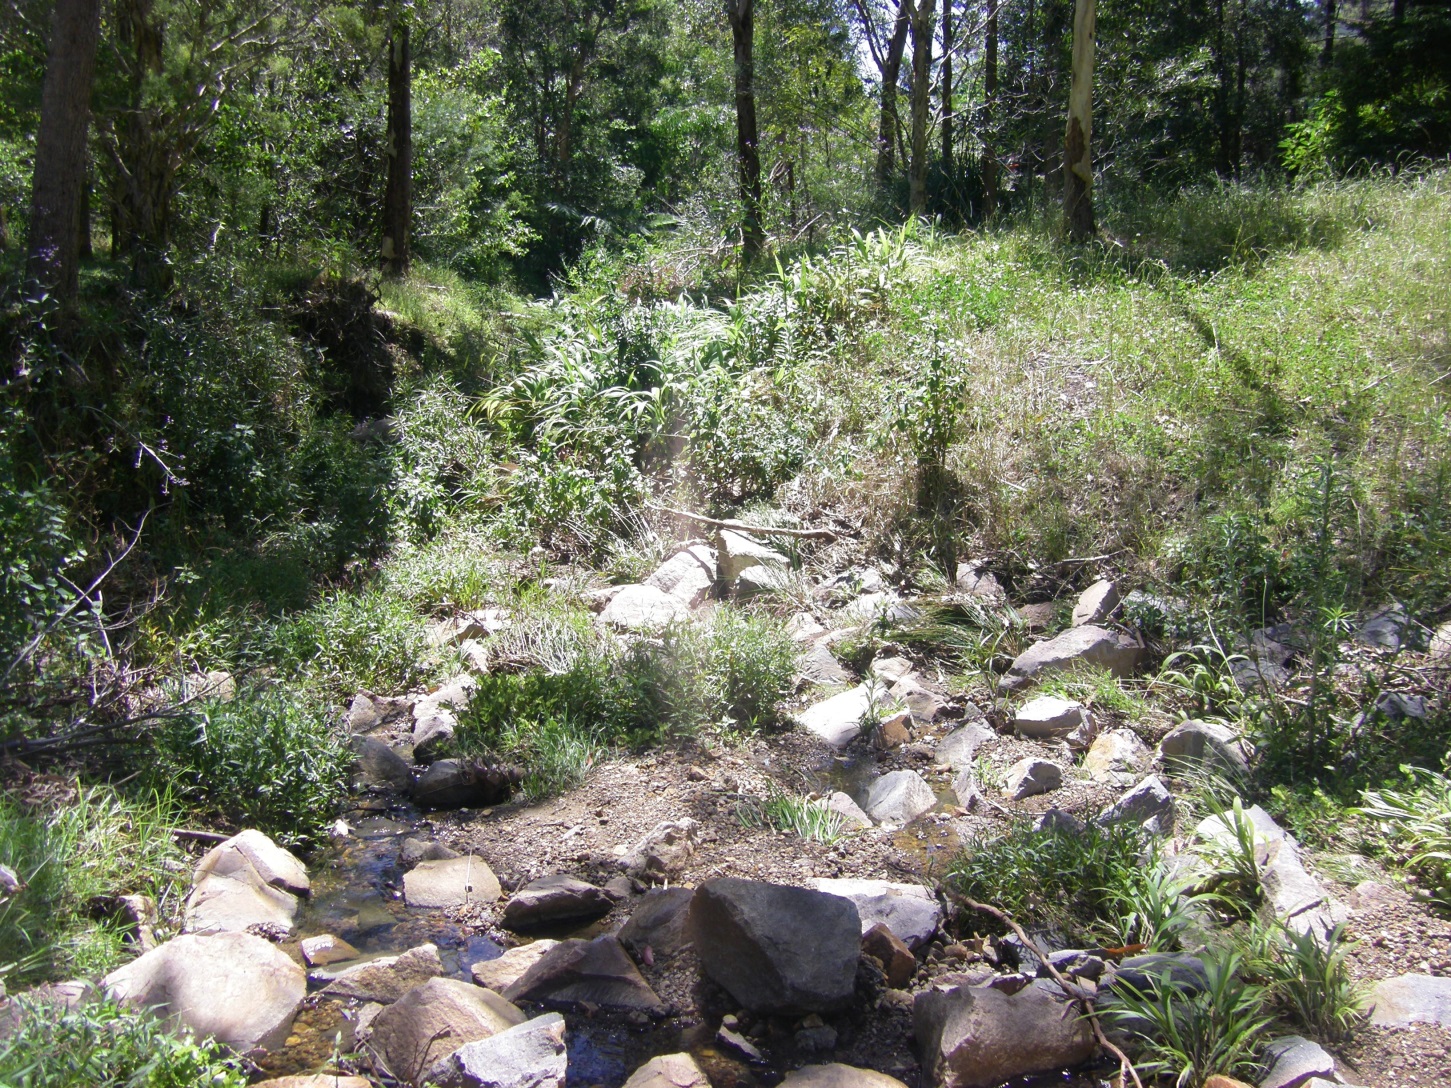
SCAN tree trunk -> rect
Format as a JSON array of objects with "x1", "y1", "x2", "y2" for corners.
[
  {"x1": 112, "y1": 0, "x2": 173, "y2": 291},
  {"x1": 875, "y1": 2, "x2": 911, "y2": 190},
  {"x1": 1063, "y1": 0, "x2": 1095, "y2": 242},
  {"x1": 728, "y1": 0, "x2": 763, "y2": 262},
  {"x1": 1322, "y1": 0, "x2": 1336, "y2": 66},
  {"x1": 77, "y1": 166, "x2": 93, "y2": 259},
  {"x1": 940, "y1": 0, "x2": 952, "y2": 177},
  {"x1": 26, "y1": 0, "x2": 100, "y2": 302},
  {"x1": 981, "y1": 0, "x2": 998, "y2": 218},
  {"x1": 382, "y1": 13, "x2": 411, "y2": 278},
  {"x1": 907, "y1": 0, "x2": 936, "y2": 215}
]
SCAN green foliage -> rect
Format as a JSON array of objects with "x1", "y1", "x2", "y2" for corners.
[
  {"x1": 738, "y1": 789, "x2": 846, "y2": 845},
  {"x1": 267, "y1": 587, "x2": 431, "y2": 697},
  {"x1": 1108, "y1": 949, "x2": 1272, "y2": 1088},
  {"x1": 1357, "y1": 767, "x2": 1451, "y2": 905},
  {"x1": 1242, "y1": 920, "x2": 1366, "y2": 1043},
  {"x1": 0, "y1": 788, "x2": 187, "y2": 983},
  {"x1": 0, "y1": 997, "x2": 247, "y2": 1088},
  {"x1": 152, "y1": 690, "x2": 349, "y2": 850}
]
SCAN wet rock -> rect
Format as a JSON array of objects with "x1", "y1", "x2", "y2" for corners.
[
  {"x1": 863, "y1": 923, "x2": 916, "y2": 988},
  {"x1": 472, "y1": 941, "x2": 561, "y2": 992},
  {"x1": 872, "y1": 710, "x2": 913, "y2": 750},
  {"x1": 795, "y1": 684, "x2": 883, "y2": 748},
  {"x1": 644, "y1": 545, "x2": 717, "y2": 608},
  {"x1": 103, "y1": 931, "x2": 305, "y2": 1053},
  {"x1": 799, "y1": 642, "x2": 852, "y2": 685},
  {"x1": 1158, "y1": 720, "x2": 1249, "y2": 775},
  {"x1": 1012, "y1": 697, "x2": 1094, "y2": 749},
  {"x1": 1099, "y1": 775, "x2": 1175, "y2": 832},
  {"x1": 184, "y1": 830, "x2": 308, "y2": 936},
  {"x1": 431, "y1": 1011, "x2": 568, "y2": 1088},
  {"x1": 345, "y1": 691, "x2": 416, "y2": 733},
  {"x1": 998, "y1": 625, "x2": 1142, "y2": 693},
  {"x1": 806, "y1": 878, "x2": 941, "y2": 950},
  {"x1": 351, "y1": 736, "x2": 414, "y2": 791},
  {"x1": 1357, "y1": 603, "x2": 1408, "y2": 651},
  {"x1": 1258, "y1": 1035, "x2": 1337, "y2": 1088},
  {"x1": 300, "y1": 934, "x2": 360, "y2": 967},
  {"x1": 689, "y1": 878, "x2": 860, "y2": 1015},
  {"x1": 503, "y1": 875, "x2": 613, "y2": 932},
  {"x1": 502, "y1": 936, "x2": 663, "y2": 1014},
  {"x1": 618, "y1": 888, "x2": 695, "y2": 959},
  {"x1": 933, "y1": 722, "x2": 997, "y2": 772},
  {"x1": 601, "y1": 585, "x2": 689, "y2": 631},
  {"x1": 413, "y1": 760, "x2": 520, "y2": 810},
  {"x1": 404, "y1": 856, "x2": 501, "y2": 909},
  {"x1": 780, "y1": 1065, "x2": 908, "y2": 1088},
  {"x1": 1082, "y1": 729, "x2": 1151, "y2": 785},
  {"x1": 824, "y1": 791, "x2": 873, "y2": 831},
  {"x1": 1369, "y1": 973, "x2": 1451, "y2": 1027},
  {"x1": 370, "y1": 976, "x2": 525, "y2": 1084},
  {"x1": 717, "y1": 1024, "x2": 765, "y2": 1061},
  {"x1": 412, "y1": 713, "x2": 457, "y2": 762},
  {"x1": 622, "y1": 1052, "x2": 710, "y2": 1088},
  {"x1": 719, "y1": 530, "x2": 789, "y2": 585},
  {"x1": 400, "y1": 838, "x2": 461, "y2": 867},
  {"x1": 1001, "y1": 758, "x2": 1061, "y2": 800},
  {"x1": 864, "y1": 770, "x2": 937, "y2": 826},
  {"x1": 1071, "y1": 579, "x2": 1120, "y2": 626},
  {"x1": 913, "y1": 982, "x2": 1096, "y2": 1088},
  {"x1": 322, "y1": 944, "x2": 445, "y2": 1003},
  {"x1": 621, "y1": 818, "x2": 702, "y2": 879}
]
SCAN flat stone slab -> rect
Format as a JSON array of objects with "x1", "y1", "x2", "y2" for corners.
[
  {"x1": 805, "y1": 878, "x2": 941, "y2": 950},
  {"x1": 1259, "y1": 1035, "x2": 1336, "y2": 1088},
  {"x1": 998, "y1": 625, "x2": 1141, "y2": 693},
  {"x1": 795, "y1": 684, "x2": 882, "y2": 748},
  {"x1": 601, "y1": 584, "x2": 689, "y2": 631},
  {"x1": 1370, "y1": 973, "x2": 1451, "y2": 1027},
  {"x1": 472, "y1": 940, "x2": 561, "y2": 992},
  {"x1": 404, "y1": 856, "x2": 501, "y2": 909}
]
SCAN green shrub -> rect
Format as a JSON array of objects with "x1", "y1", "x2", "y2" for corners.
[
  {"x1": 1357, "y1": 767, "x2": 1451, "y2": 905},
  {"x1": 0, "y1": 997, "x2": 247, "y2": 1088},
  {"x1": 0, "y1": 788, "x2": 188, "y2": 983},
  {"x1": 153, "y1": 690, "x2": 349, "y2": 849},
  {"x1": 268, "y1": 587, "x2": 432, "y2": 697},
  {"x1": 1243, "y1": 920, "x2": 1365, "y2": 1043}
]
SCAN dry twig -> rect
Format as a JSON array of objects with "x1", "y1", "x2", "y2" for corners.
[{"x1": 647, "y1": 503, "x2": 840, "y2": 541}]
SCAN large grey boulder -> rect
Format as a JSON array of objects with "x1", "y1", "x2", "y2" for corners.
[
  {"x1": 412, "y1": 714, "x2": 457, "y2": 762},
  {"x1": 622, "y1": 1053, "x2": 711, "y2": 1088},
  {"x1": 779, "y1": 1066, "x2": 909, "y2": 1088},
  {"x1": 183, "y1": 830, "x2": 308, "y2": 936},
  {"x1": 1370, "y1": 973, "x2": 1451, "y2": 1027},
  {"x1": 1082, "y1": 729, "x2": 1151, "y2": 785},
  {"x1": 1001, "y1": 758, "x2": 1062, "y2": 800},
  {"x1": 502, "y1": 875, "x2": 613, "y2": 932},
  {"x1": 1071, "y1": 580, "x2": 1120, "y2": 626},
  {"x1": 404, "y1": 856, "x2": 501, "y2": 909},
  {"x1": 1260, "y1": 838, "x2": 1348, "y2": 941},
  {"x1": 501, "y1": 936, "x2": 663, "y2": 1014},
  {"x1": 737, "y1": 564, "x2": 791, "y2": 599},
  {"x1": 689, "y1": 878, "x2": 861, "y2": 1015},
  {"x1": 431, "y1": 1012, "x2": 568, "y2": 1088},
  {"x1": 1012, "y1": 697, "x2": 1094, "y2": 750},
  {"x1": 645, "y1": 545, "x2": 716, "y2": 608},
  {"x1": 103, "y1": 932, "x2": 305, "y2": 1053},
  {"x1": 369, "y1": 977, "x2": 525, "y2": 1084},
  {"x1": 824, "y1": 791, "x2": 873, "y2": 831},
  {"x1": 1357, "y1": 603, "x2": 1408, "y2": 651},
  {"x1": 1158, "y1": 720, "x2": 1249, "y2": 775},
  {"x1": 998, "y1": 625, "x2": 1142, "y2": 693},
  {"x1": 472, "y1": 941, "x2": 560, "y2": 992},
  {"x1": 601, "y1": 585, "x2": 689, "y2": 632},
  {"x1": 805, "y1": 878, "x2": 941, "y2": 950},
  {"x1": 321, "y1": 943, "x2": 445, "y2": 1003},
  {"x1": 344, "y1": 691, "x2": 415, "y2": 734},
  {"x1": 914, "y1": 982, "x2": 1096, "y2": 1088},
  {"x1": 863, "y1": 770, "x2": 937, "y2": 826},
  {"x1": 795, "y1": 684, "x2": 884, "y2": 748},
  {"x1": 718, "y1": 530, "x2": 789, "y2": 585},
  {"x1": 617, "y1": 888, "x2": 695, "y2": 959}
]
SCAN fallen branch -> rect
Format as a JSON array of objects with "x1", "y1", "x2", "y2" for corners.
[
  {"x1": 169, "y1": 828, "x2": 230, "y2": 843},
  {"x1": 647, "y1": 504, "x2": 839, "y2": 541},
  {"x1": 962, "y1": 897, "x2": 1143, "y2": 1088}
]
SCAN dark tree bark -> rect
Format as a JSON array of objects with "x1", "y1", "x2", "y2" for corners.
[
  {"x1": 727, "y1": 0, "x2": 763, "y2": 261},
  {"x1": 112, "y1": 0, "x2": 175, "y2": 291},
  {"x1": 1063, "y1": 0, "x2": 1096, "y2": 242},
  {"x1": 77, "y1": 167, "x2": 93, "y2": 259},
  {"x1": 906, "y1": 0, "x2": 936, "y2": 214},
  {"x1": 981, "y1": 0, "x2": 999, "y2": 217},
  {"x1": 940, "y1": 0, "x2": 952, "y2": 176},
  {"x1": 1322, "y1": 0, "x2": 1336, "y2": 65},
  {"x1": 26, "y1": 0, "x2": 101, "y2": 302},
  {"x1": 382, "y1": 13, "x2": 412, "y2": 278},
  {"x1": 855, "y1": 0, "x2": 911, "y2": 191}
]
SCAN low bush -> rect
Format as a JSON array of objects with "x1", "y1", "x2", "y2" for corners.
[
  {"x1": 1243, "y1": 920, "x2": 1366, "y2": 1043},
  {"x1": 1357, "y1": 767, "x2": 1451, "y2": 905},
  {"x1": 0, "y1": 996, "x2": 247, "y2": 1088},
  {"x1": 152, "y1": 689, "x2": 349, "y2": 850}
]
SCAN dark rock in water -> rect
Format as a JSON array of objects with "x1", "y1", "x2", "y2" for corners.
[
  {"x1": 914, "y1": 981, "x2": 1095, "y2": 1088},
  {"x1": 688, "y1": 878, "x2": 860, "y2": 1015},
  {"x1": 502, "y1": 936, "x2": 664, "y2": 1014},
  {"x1": 412, "y1": 759, "x2": 521, "y2": 810},
  {"x1": 617, "y1": 888, "x2": 695, "y2": 959},
  {"x1": 350, "y1": 736, "x2": 414, "y2": 791},
  {"x1": 502, "y1": 874, "x2": 613, "y2": 932}
]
